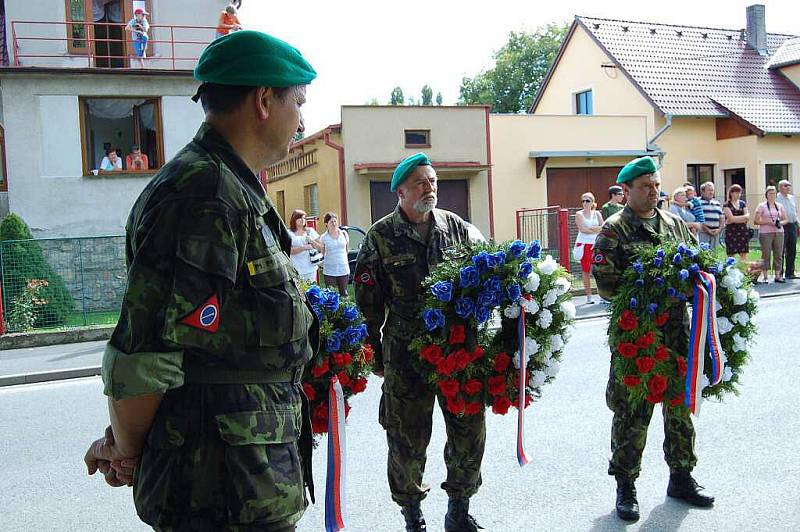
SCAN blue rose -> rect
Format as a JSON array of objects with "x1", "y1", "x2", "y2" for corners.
[
  {"x1": 321, "y1": 291, "x2": 340, "y2": 312},
  {"x1": 653, "y1": 256, "x2": 663, "y2": 267},
  {"x1": 688, "y1": 248, "x2": 699, "y2": 258},
  {"x1": 527, "y1": 240, "x2": 542, "y2": 259},
  {"x1": 678, "y1": 293, "x2": 687, "y2": 302},
  {"x1": 492, "y1": 251, "x2": 507, "y2": 267},
  {"x1": 656, "y1": 248, "x2": 665, "y2": 258},
  {"x1": 358, "y1": 323, "x2": 369, "y2": 340},
  {"x1": 485, "y1": 276, "x2": 502, "y2": 294},
  {"x1": 518, "y1": 261, "x2": 533, "y2": 279},
  {"x1": 454, "y1": 297, "x2": 475, "y2": 318},
  {"x1": 708, "y1": 265, "x2": 718, "y2": 274},
  {"x1": 726, "y1": 257, "x2": 736, "y2": 267},
  {"x1": 689, "y1": 263, "x2": 700, "y2": 274},
  {"x1": 311, "y1": 304, "x2": 323, "y2": 320},
  {"x1": 326, "y1": 330, "x2": 343, "y2": 352},
  {"x1": 484, "y1": 253, "x2": 498, "y2": 269},
  {"x1": 459, "y1": 265, "x2": 480, "y2": 288},
  {"x1": 477, "y1": 289, "x2": 496, "y2": 309},
  {"x1": 700, "y1": 243, "x2": 711, "y2": 251},
  {"x1": 655, "y1": 277, "x2": 665, "y2": 286},
  {"x1": 306, "y1": 285, "x2": 322, "y2": 305},
  {"x1": 633, "y1": 261, "x2": 644, "y2": 274},
  {"x1": 667, "y1": 287, "x2": 678, "y2": 298},
  {"x1": 635, "y1": 279, "x2": 644, "y2": 288},
  {"x1": 422, "y1": 308, "x2": 446, "y2": 331},
  {"x1": 508, "y1": 240, "x2": 527, "y2": 258},
  {"x1": 679, "y1": 269, "x2": 689, "y2": 281},
  {"x1": 472, "y1": 251, "x2": 491, "y2": 272},
  {"x1": 345, "y1": 326, "x2": 362, "y2": 346},
  {"x1": 647, "y1": 303, "x2": 658, "y2": 314},
  {"x1": 475, "y1": 305, "x2": 492, "y2": 324},
  {"x1": 506, "y1": 283, "x2": 522, "y2": 302},
  {"x1": 677, "y1": 244, "x2": 688, "y2": 255},
  {"x1": 430, "y1": 280, "x2": 453, "y2": 303},
  {"x1": 672, "y1": 253, "x2": 683, "y2": 264},
  {"x1": 342, "y1": 305, "x2": 359, "y2": 322},
  {"x1": 630, "y1": 298, "x2": 638, "y2": 309}
]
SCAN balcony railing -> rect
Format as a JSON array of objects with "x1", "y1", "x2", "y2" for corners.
[
  {"x1": 9, "y1": 20, "x2": 218, "y2": 70},
  {"x1": 266, "y1": 149, "x2": 318, "y2": 182}
]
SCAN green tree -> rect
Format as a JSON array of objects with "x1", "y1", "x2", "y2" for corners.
[
  {"x1": 459, "y1": 23, "x2": 568, "y2": 113},
  {"x1": 421, "y1": 84, "x2": 433, "y2": 105},
  {"x1": 407, "y1": 96, "x2": 416, "y2": 106},
  {"x1": 389, "y1": 86, "x2": 404, "y2": 105},
  {"x1": 0, "y1": 213, "x2": 74, "y2": 330},
  {"x1": 293, "y1": 131, "x2": 305, "y2": 142},
  {"x1": 436, "y1": 92, "x2": 443, "y2": 105}
]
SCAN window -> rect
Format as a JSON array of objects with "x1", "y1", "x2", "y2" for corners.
[
  {"x1": 79, "y1": 97, "x2": 164, "y2": 176},
  {"x1": 404, "y1": 129, "x2": 431, "y2": 148},
  {"x1": 66, "y1": 0, "x2": 90, "y2": 53},
  {"x1": 304, "y1": 183, "x2": 319, "y2": 216},
  {"x1": 575, "y1": 90, "x2": 593, "y2": 115},
  {"x1": 275, "y1": 190, "x2": 286, "y2": 222},
  {"x1": 686, "y1": 164, "x2": 714, "y2": 191},
  {"x1": 766, "y1": 164, "x2": 789, "y2": 188},
  {"x1": 66, "y1": 1, "x2": 154, "y2": 66}
]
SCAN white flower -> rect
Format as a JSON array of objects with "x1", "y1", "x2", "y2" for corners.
[
  {"x1": 521, "y1": 297, "x2": 540, "y2": 315},
  {"x1": 524, "y1": 272, "x2": 541, "y2": 293},
  {"x1": 550, "y1": 334, "x2": 565, "y2": 352},
  {"x1": 732, "y1": 311, "x2": 749, "y2": 326},
  {"x1": 560, "y1": 301, "x2": 577, "y2": 320},
  {"x1": 748, "y1": 290, "x2": 760, "y2": 302},
  {"x1": 722, "y1": 267, "x2": 744, "y2": 291},
  {"x1": 525, "y1": 336, "x2": 540, "y2": 357},
  {"x1": 701, "y1": 374, "x2": 710, "y2": 390},
  {"x1": 732, "y1": 333, "x2": 747, "y2": 352},
  {"x1": 543, "y1": 288, "x2": 559, "y2": 307},
  {"x1": 544, "y1": 360, "x2": 560, "y2": 378},
  {"x1": 722, "y1": 366, "x2": 734, "y2": 382},
  {"x1": 719, "y1": 352, "x2": 728, "y2": 367},
  {"x1": 732, "y1": 289, "x2": 748, "y2": 306},
  {"x1": 715, "y1": 300, "x2": 723, "y2": 313},
  {"x1": 503, "y1": 303, "x2": 521, "y2": 319},
  {"x1": 537, "y1": 308, "x2": 554, "y2": 329},
  {"x1": 529, "y1": 370, "x2": 547, "y2": 388},
  {"x1": 555, "y1": 277, "x2": 571, "y2": 295},
  {"x1": 537, "y1": 255, "x2": 558, "y2": 275},
  {"x1": 716, "y1": 316, "x2": 734, "y2": 335}
]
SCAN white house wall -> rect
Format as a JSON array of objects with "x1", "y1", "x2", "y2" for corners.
[{"x1": 0, "y1": 73, "x2": 202, "y2": 237}]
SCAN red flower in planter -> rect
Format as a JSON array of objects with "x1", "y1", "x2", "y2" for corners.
[
  {"x1": 469, "y1": 346, "x2": 485, "y2": 362},
  {"x1": 447, "y1": 396, "x2": 466, "y2": 415},
  {"x1": 618, "y1": 310, "x2": 639, "y2": 331},
  {"x1": 488, "y1": 375, "x2": 507, "y2": 396},
  {"x1": 635, "y1": 331, "x2": 656, "y2": 348},
  {"x1": 332, "y1": 352, "x2": 353, "y2": 368},
  {"x1": 438, "y1": 379, "x2": 460, "y2": 398},
  {"x1": 420, "y1": 344, "x2": 444, "y2": 365},
  {"x1": 636, "y1": 356, "x2": 656, "y2": 374},
  {"x1": 676, "y1": 356, "x2": 688, "y2": 377},
  {"x1": 654, "y1": 312, "x2": 669, "y2": 327},
  {"x1": 492, "y1": 396, "x2": 512, "y2": 415},
  {"x1": 336, "y1": 371, "x2": 351, "y2": 388},
  {"x1": 462, "y1": 379, "x2": 483, "y2": 395},
  {"x1": 645, "y1": 393, "x2": 664, "y2": 405},
  {"x1": 669, "y1": 395, "x2": 685, "y2": 407},
  {"x1": 617, "y1": 343, "x2": 639, "y2": 359},
  {"x1": 302, "y1": 382, "x2": 316, "y2": 401},
  {"x1": 449, "y1": 324, "x2": 466, "y2": 345},
  {"x1": 452, "y1": 348, "x2": 472, "y2": 371},
  {"x1": 654, "y1": 344, "x2": 669, "y2": 362},
  {"x1": 351, "y1": 377, "x2": 368, "y2": 394},
  {"x1": 436, "y1": 356, "x2": 457, "y2": 376},
  {"x1": 310, "y1": 359, "x2": 329, "y2": 378},
  {"x1": 464, "y1": 402, "x2": 483, "y2": 416},
  {"x1": 493, "y1": 352, "x2": 511, "y2": 373},
  {"x1": 623, "y1": 375, "x2": 641, "y2": 388},
  {"x1": 648, "y1": 374, "x2": 668, "y2": 396}
]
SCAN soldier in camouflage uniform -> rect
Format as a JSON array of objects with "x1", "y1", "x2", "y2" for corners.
[
  {"x1": 83, "y1": 31, "x2": 319, "y2": 531},
  {"x1": 354, "y1": 153, "x2": 485, "y2": 532},
  {"x1": 592, "y1": 157, "x2": 715, "y2": 522}
]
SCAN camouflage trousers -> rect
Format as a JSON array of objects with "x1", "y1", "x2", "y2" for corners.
[
  {"x1": 379, "y1": 363, "x2": 486, "y2": 506},
  {"x1": 606, "y1": 370, "x2": 697, "y2": 480}
]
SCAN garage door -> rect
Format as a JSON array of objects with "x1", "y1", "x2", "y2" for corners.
[
  {"x1": 546, "y1": 167, "x2": 621, "y2": 209},
  {"x1": 370, "y1": 179, "x2": 470, "y2": 223}
]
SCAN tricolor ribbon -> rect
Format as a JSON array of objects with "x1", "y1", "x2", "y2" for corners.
[
  {"x1": 325, "y1": 376, "x2": 346, "y2": 531},
  {"x1": 685, "y1": 272, "x2": 725, "y2": 415},
  {"x1": 516, "y1": 310, "x2": 530, "y2": 466}
]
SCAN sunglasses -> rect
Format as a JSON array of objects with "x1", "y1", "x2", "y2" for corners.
[{"x1": 582, "y1": 199, "x2": 592, "y2": 203}]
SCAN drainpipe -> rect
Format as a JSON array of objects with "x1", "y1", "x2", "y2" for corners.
[
  {"x1": 647, "y1": 113, "x2": 673, "y2": 156},
  {"x1": 323, "y1": 129, "x2": 347, "y2": 225},
  {"x1": 484, "y1": 106, "x2": 495, "y2": 238}
]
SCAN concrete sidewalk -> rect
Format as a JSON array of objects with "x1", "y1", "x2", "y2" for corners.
[{"x1": 1, "y1": 278, "x2": 797, "y2": 387}]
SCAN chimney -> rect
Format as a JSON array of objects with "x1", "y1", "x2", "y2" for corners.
[{"x1": 746, "y1": 4, "x2": 767, "y2": 55}]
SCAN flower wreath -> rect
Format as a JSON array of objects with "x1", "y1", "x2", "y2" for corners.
[
  {"x1": 409, "y1": 240, "x2": 576, "y2": 417},
  {"x1": 608, "y1": 241, "x2": 758, "y2": 411},
  {"x1": 303, "y1": 286, "x2": 374, "y2": 434}
]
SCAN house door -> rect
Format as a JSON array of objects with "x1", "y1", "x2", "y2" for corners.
[
  {"x1": 546, "y1": 167, "x2": 621, "y2": 208},
  {"x1": 724, "y1": 168, "x2": 746, "y2": 196},
  {"x1": 369, "y1": 179, "x2": 470, "y2": 223}
]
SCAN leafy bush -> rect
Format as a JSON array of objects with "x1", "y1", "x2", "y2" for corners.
[{"x1": 0, "y1": 213, "x2": 75, "y2": 330}]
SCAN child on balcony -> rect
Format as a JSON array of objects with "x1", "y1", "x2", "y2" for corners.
[{"x1": 126, "y1": 8, "x2": 150, "y2": 68}]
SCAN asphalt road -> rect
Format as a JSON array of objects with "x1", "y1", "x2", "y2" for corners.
[{"x1": 1, "y1": 295, "x2": 798, "y2": 531}]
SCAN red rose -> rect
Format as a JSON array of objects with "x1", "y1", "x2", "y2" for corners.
[
  {"x1": 312, "y1": 401, "x2": 328, "y2": 432},
  {"x1": 449, "y1": 324, "x2": 466, "y2": 345},
  {"x1": 332, "y1": 352, "x2": 353, "y2": 368},
  {"x1": 337, "y1": 371, "x2": 351, "y2": 388},
  {"x1": 669, "y1": 395, "x2": 685, "y2": 407},
  {"x1": 618, "y1": 310, "x2": 639, "y2": 331},
  {"x1": 654, "y1": 345, "x2": 669, "y2": 361},
  {"x1": 310, "y1": 359, "x2": 329, "y2": 378},
  {"x1": 469, "y1": 346, "x2": 485, "y2": 362},
  {"x1": 654, "y1": 312, "x2": 669, "y2": 327},
  {"x1": 676, "y1": 356, "x2": 687, "y2": 377},
  {"x1": 351, "y1": 377, "x2": 368, "y2": 394},
  {"x1": 617, "y1": 343, "x2": 639, "y2": 359},
  {"x1": 464, "y1": 402, "x2": 483, "y2": 416},
  {"x1": 645, "y1": 393, "x2": 664, "y2": 405},
  {"x1": 492, "y1": 396, "x2": 512, "y2": 415},
  {"x1": 302, "y1": 382, "x2": 317, "y2": 401},
  {"x1": 311, "y1": 419, "x2": 327, "y2": 434},
  {"x1": 488, "y1": 375, "x2": 507, "y2": 396},
  {"x1": 362, "y1": 343, "x2": 375, "y2": 362},
  {"x1": 636, "y1": 331, "x2": 656, "y2": 348},
  {"x1": 636, "y1": 356, "x2": 656, "y2": 374},
  {"x1": 493, "y1": 352, "x2": 512, "y2": 373},
  {"x1": 438, "y1": 379, "x2": 460, "y2": 398},
  {"x1": 435, "y1": 356, "x2": 457, "y2": 376},
  {"x1": 622, "y1": 375, "x2": 641, "y2": 388},
  {"x1": 452, "y1": 348, "x2": 472, "y2": 371},
  {"x1": 462, "y1": 379, "x2": 483, "y2": 395},
  {"x1": 420, "y1": 344, "x2": 444, "y2": 365},
  {"x1": 648, "y1": 374, "x2": 668, "y2": 395},
  {"x1": 447, "y1": 396, "x2": 466, "y2": 415}
]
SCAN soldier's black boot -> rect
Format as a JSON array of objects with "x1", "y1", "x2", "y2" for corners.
[
  {"x1": 444, "y1": 498, "x2": 483, "y2": 532},
  {"x1": 615, "y1": 479, "x2": 640, "y2": 522},
  {"x1": 401, "y1": 502, "x2": 427, "y2": 532},
  {"x1": 667, "y1": 470, "x2": 715, "y2": 507}
]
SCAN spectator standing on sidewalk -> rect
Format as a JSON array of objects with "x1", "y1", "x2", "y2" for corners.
[
  {"x1": 575, "y1": 192, "x2": 603, "y2": 305},
  {"x1": 754, "y1": 186, "x2": 787, "y2": 284},
  {"x1": 775, "y1": 180, "x2": 798, "y2": 279},
  {"x1": 319, "y1": 212, "x2": 350, "y2": 296},
  {"x1": 723, "y1": 184, "x2": 750, "y2": 262},
  {"x1": 683, "y1": 184, "x2": 706, "y2": 224},
  {"x1": 669, "y1": 187, "x2": 701, "y2": 235},
  {"x1": 699, "y1": 182, "x2": 724, "y2": 249},
  {"x1": 602, "y1": 185, "x2": 625, "y2": 220}
]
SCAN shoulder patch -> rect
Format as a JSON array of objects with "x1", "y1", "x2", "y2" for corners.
[
  {"x1": 179, "y1": 293, "x2": 220, "y2": 332},
  {"x1": 593, "y1": 251, "x2": 608, "y2": 265},
  {"x1": 355, "y1": 265, "x2": 375, "y2": 286}
]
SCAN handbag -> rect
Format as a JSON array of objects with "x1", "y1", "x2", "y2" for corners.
[
  {"x1": 308, "y1": 247, "x2": 324, "y2": 265},
  {"x1": 572, "y1": 242, "x2": 584, "y2": 262}
]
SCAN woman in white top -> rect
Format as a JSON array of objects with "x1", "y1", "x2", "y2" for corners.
[
  {"x1": 319, "y1": 211, "x2": 350, "y2": 296},
  {"x1": 574, "y1": 192, "x2": 604, "y2": 304},
  {"x1": 288, "y1": 209, "x2": 323, "y2": 283}
]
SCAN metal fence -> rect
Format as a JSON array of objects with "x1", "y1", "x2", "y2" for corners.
[
  {"x1": 516, "y1": 207, "x2": 569, "y2": 268},
  {"x1": 0, "y1": 236, "x2": 125, "y2": 333}
]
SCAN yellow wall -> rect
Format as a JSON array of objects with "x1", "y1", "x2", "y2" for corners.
[
  {"x1": 658, "y1": 118, "x2": 724, "y2": 191},
  {"x1": 779, "y1": 64, "x2": 800, "y2": 90},
  {"x1": 756, "y1": 136, "x2": 800, "y2": 208},
  {"x1": 533, "y1": 23, "x2": 657, "y2": 137},
  {"x1": 266, "y1": 131, "x2": 342, "y2": 227}
]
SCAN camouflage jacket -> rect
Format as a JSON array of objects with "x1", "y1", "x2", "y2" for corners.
[{"x1": 354, "y1": 206, "x2": 470, "y2": 370}]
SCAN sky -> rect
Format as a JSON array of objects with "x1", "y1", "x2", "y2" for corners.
[{"x1": 240, "y1": 0, "x2": 800, "y2": 134}]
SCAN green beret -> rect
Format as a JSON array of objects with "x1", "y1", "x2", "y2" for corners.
[
  {"x1": 391, "y1": 153, "x2": 431, "y2": 192},
  {"x1": 194, "y1": 30, "x2": 316, "y2": 88},
  {"x1": 617, "y1": 156, "x2": 658, "y2": 184}
]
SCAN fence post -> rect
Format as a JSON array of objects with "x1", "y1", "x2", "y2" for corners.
[
  {"x1": 557, "y1": 208, "x2": 571, "y2": 272},
  {"x1": 0, "y1": 243, "x2": 5, "y2": 334},
  {"x1": 78, "y1": 239, "x2": 88, "y2": 327},
  {"x1": 515, "y1": 209, "x2": 521, "y2": 239}
]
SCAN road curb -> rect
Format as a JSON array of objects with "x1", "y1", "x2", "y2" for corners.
[
  {"x1": 0, "y1": 366, "x2": 101, "y2": 387},
  {"x1": 0, "y1": 327, "x2": 114, "y2": 351}
]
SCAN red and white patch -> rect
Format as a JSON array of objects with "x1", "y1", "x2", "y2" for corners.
[
  {"x1": 593, "y1": 252, "x2": 608, "y2": 265},
  {"x1": 355, "y1": 266, "x2": 375, "y2": 286},
  {"x1": 179, "y1": 293, "x2": 220, "y2": 332}
]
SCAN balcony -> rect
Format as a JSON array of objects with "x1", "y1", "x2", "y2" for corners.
[
  {"x1": 266, "y1": 149, "x2": 318, "y2": 182},
  {"x1": 7, "y1": 20, "x2": 216, "y2": 71}
]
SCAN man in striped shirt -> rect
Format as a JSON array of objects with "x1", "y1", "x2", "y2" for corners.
[{"x1": 698, "y1": 182, "x2": 724, "y2": 248}]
